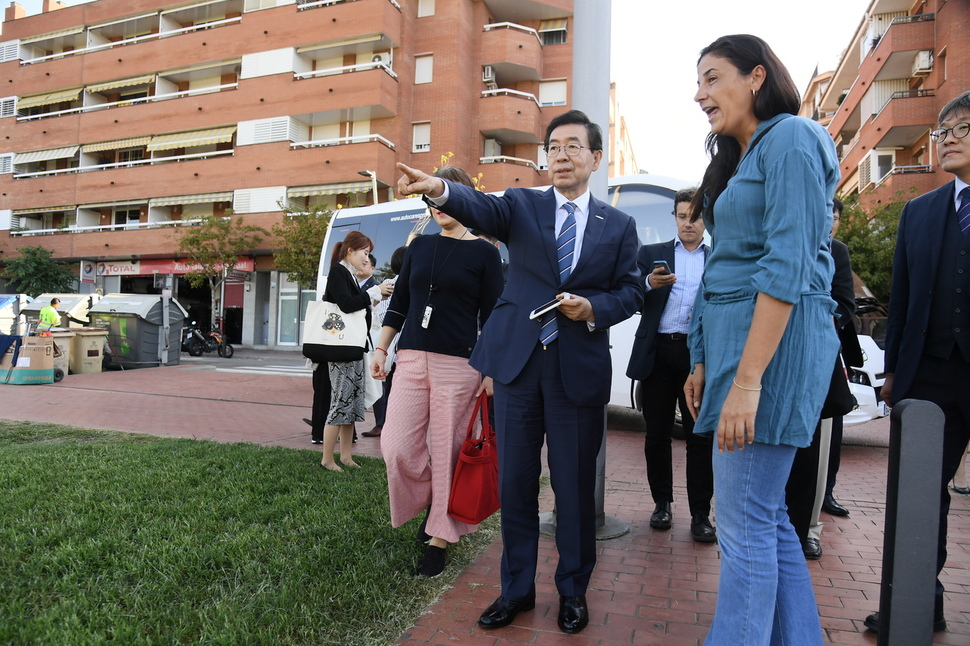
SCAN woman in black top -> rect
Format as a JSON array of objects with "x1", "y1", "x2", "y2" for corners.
[
  {"x1": 371, "y1": 166, "x2": 504, "y2": 577},
  {"x1": 321, "y1": 230, "x2": 392, "y2": 471}
]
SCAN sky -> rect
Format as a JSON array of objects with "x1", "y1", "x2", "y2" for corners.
[{"x1": 10, "y1": 0, "x2": 873, "y2": 184}]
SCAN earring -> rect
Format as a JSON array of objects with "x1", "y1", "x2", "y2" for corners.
[{"x1": 752, "y1": 89, "x2": 758, "y2": 97}]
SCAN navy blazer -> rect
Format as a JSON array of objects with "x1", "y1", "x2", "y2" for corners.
[
  {"x1": 626, "y1": 240, "x2": 708, "y2": 380},
  {"x1": 884, "y1": 181, "x2": 956, "y2": 403},
  {"x1": 442, "y1": 181, "x2": 642, "y2": 407}
]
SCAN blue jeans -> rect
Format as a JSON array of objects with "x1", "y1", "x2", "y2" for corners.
[{"x1": 705, "y1": 442, "x2": 823, "y2": 646}]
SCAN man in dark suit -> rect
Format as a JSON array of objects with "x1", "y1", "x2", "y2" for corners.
[
  {"x1": 396, "y1": 110, "x2": 641, "y2": 635},
  {"x1": 864, "y1": 91, "x2": 970, "y2": 634},
  {"x1": 625, "y1": 187, "x2": 714, "y2": 543}
]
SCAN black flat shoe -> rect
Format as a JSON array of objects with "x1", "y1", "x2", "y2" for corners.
[
  {"x1": 477, "y1": 595, "x2": 535, "y2": 630},
  {"x1": 650, "y1": 501, "x2": 672, "y2": 529},
  {"x1": 303, "y1": 418, "x2": 313, "y2": 427},
  {"x1": 416, "y1": 544, "x2": 446, "y2": 578},
  {"x1": 822, "y1": 494, "x2": 849, "y2": 516},
  {"x1": 690, "y1": 514, "x2": 717, "y2": 543},
  {"x1": 558, "y1": 595, "x2": 589, "y2": 634}
]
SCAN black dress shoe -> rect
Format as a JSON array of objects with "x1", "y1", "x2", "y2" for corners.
[
  {"x1": 822, "y1": 494, "x2": 849, "y2": 516},
  {"x1": 558, "y1": 595, "x2": 589, "y2": 634},
  {"x1": 690, "y1": 514, "x2": 717, "y2": 543},
  {"x1": 303, "y1": 418, "x2": 313, "y2": 427},
  {"x1": 649, "y1": 501, "x2": 672, "y2": 529},
  {"x1": 802, "y1": 537, "x2": 822, "y2": 560},
  {"x1": 477, "y1": 595, "x2": 536, "y2": 630},
  {"x1": 864, "y1": 610, "x2": 946, "y2": 633}
]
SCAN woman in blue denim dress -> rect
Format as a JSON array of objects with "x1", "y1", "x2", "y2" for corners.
[{"x1": 683, "y1": 35, "x2": 840, "y2": 645}]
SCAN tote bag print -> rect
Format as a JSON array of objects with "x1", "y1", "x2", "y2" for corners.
[{"x1": 303, "y1": 301, "x2": 366, "y2": 362}]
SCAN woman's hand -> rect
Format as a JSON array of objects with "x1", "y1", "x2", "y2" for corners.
[
  {"x1": 683, "y1": 364, "x2": 705, "y2": 422},
  {"x1": 370, "y1": 357, "x2": 387, "y2": 380},
  {"x1": 716, "y1": 379, "x2": 760, "y2": 452},
  {"x1": 476, "y1": 376, "x2": 493, "y2": 397}
]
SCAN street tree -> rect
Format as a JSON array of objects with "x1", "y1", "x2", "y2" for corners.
[
  {"x1": 2, "y1": 246, "x2": 75, "y2": 297},
  {"x1": 272, "y1": 203, "x2": 331, "y2": 290},
  {"x1": 176, "y1": 215, "x2": 268, "y2": 331},
  {"x1": 838, "y1": 190, "x2": 910, "y2": 304}
]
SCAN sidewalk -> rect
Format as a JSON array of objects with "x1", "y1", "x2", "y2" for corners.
[{"x1": 1, "y1": 360, "x2": 967, "y2": 645}]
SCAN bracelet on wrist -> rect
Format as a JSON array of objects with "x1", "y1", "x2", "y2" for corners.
[
  {"x1": 375, "y1": 347, "x2": 388, "y2": 355},
  {"x1": 732, "y1": 377, "x2": 762, "y2": 392}
]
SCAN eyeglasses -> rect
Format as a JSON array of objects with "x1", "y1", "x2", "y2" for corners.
[
  {"x1": 545, "y1": 144, "x2": 591, "y2": 158},
  {"x1": 930, "y1": 122, "x2": 970, "y2": 144}
]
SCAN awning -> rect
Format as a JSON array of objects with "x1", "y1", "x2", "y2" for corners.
[
  {"x1": 13, "y1": 146, "x2": 79, "y2": 165},
  {"x1": 538, "y1": 19, "x2": 568, "y2": 31},
  {"x1": 20, "y1": 26, "x2": 84, "y2": 44},
  {"x1": 149, "y1": 192, "x2": 233, "y2": 207},
  {"x1": 16, "y1": 88, "x2": 82, "y2": 110},
  {"x1": 81, "y1": 136, "x2": 153, "y2": 153},
  {"x1": 13, "y1": 205, "x2": 75, "y2": 215},
  {"x1": 287, "y1": 181, "x2": 370, "y2": 197},
  {"x1": 161, "y1": 0, "x2": 228, "y2": 16},
  {"x1": 147, "y1": 126, "x2": 236, "y2": 151},
  {"x1": 163, "y1": 57, "x2": 241, "y2": 76},
  {"x1": 296, "y1": 34, "x2": 384, "y2": 54},
  {"x1": 79, "y1": 200, "x2": 148, "y2": 210},
  {"x1": 86, "y1": 74, "x2": 156, "y2": 94}
]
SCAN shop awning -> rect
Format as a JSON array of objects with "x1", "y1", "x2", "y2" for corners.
[
  {"x1": 13, "y1": 146, "x2": 79, "y2": 165},
  {"x1": 81, "y1": 136, "x2": 153, "y2": 154},
  {"x1": 20, "y1": 26, "x2": 84, "y2": 44},
  {"x1": 86, "y1": 74, "x2": 156, "y2": 94},
  {"x1": 16, "y1": 88, "x2": 82, "y2": 110},
  {"x1": 287, "y1": 181, "x2": 370, "y2": 197},
  {"x1": 147, "y1": 126, "x2": 236, "y2": 151},
  {"x1": 538, "y1": 19, "x2": 568, "y2": 31},
  {"x1": 149, "y1": 192, "x2": 233, "y2": 207},
  {"x1": 296, "y1": 34, "x2": 384, "y2": 54}
]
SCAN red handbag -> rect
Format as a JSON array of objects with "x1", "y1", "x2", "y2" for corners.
[{"x1": 448, "y1": 392, "x2": 500, "y2": 524}]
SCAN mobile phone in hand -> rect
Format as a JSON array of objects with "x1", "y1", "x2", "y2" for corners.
[{"x1": 653, "y1": 260, "x2": 670, "y2": 275}]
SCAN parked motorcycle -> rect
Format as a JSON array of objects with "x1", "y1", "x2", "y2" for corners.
[{"x1": 182, "y1": 321, "x2": 234, "y2": 358}]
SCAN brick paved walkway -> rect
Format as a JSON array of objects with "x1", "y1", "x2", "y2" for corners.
[{"x1": 2, "y1": 360, "x2": 967, "y2": 645}]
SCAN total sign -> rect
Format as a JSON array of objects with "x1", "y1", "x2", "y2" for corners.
[
  {"x1": 79, "y1": 260, "x2": 97, "y2": 284},
  {"x1": 97, "y1": 261, "x2": 140, "y2": 276}
]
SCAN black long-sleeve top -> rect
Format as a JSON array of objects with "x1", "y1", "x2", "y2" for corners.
[{"x1": 382, "y1": 234, "x2": 503, "y2": 359}]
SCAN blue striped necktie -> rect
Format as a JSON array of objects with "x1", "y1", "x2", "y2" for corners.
[
  {"x1": 539, "y1": 202, "x2": 577, "y2": 346},
  {"x1": 959, "y1": 187, "x2": 970, "y2": 237}
]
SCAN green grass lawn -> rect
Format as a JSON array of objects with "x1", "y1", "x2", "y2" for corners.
[{"x1": 0, "y1": 422, "x2": 499, "y2": 645}]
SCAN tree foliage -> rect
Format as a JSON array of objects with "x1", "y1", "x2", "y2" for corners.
[
  {"x1": 2, "y1": 246, "x2": 75, "y2": 297},
  {"x1": 272, "y1": 204, "x2": 331, "y2": 290},
  {"x1": 838, "y1": 189, "x2": 912, "y2": 304},
  {"x1": 176, "y1": 215, "x2": 268, "y2": 329}
]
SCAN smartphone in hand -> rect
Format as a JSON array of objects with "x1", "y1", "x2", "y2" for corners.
[{"x1": 653, "y1": 260, "x2": 670, "y2": 275}]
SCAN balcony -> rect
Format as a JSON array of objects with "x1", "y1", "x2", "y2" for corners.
[
  {"x1": 867, "y1": 14, "x2": 935, "y2": 82},
  {"x1": 479, "y1": 89, "x2": 543, "y2": 145},
  {"x1": 481, "y1": 22, "x2": 543, "y2": 83},
  {"x1": 474, "y1": 160, "x2": 542, "y2": 189},
  {"x1": 867, "y1": 89, "x2": 936, "y2": 148}
]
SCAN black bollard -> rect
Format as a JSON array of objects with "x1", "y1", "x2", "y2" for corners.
[{"x1": 877, "y1": 398, "x2": 944, "y2": 646}]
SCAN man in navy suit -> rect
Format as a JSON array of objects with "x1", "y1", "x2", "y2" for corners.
[
  {"x1": 864, "y1": 91, "x2": 970, "y2": 634},
  {"x1": 396, "y1": 110, "x2": 641, "y2": 635},
  {"x1": 626, "y1": 187, "x2": 714, "y2": 543}
]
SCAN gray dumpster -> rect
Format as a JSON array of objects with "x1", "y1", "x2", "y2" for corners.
[
  {"x1": 0, "y1": 294, "x2": 31, "y2": 335},
  {"x1": 22, "y1": 293, "x2": 102, "y2": 331},
  {"x1": 88, "y1": 294, "x2": 188, "y2": 369}
]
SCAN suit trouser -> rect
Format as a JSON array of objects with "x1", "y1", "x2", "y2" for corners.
[
  {"x1": 493, "y1": 340, "x2": 605, "y2": 600},
  {"x1": 641, "y1": 336, "x2": 714, "y2": 517},
  {"x1": 825, "y1": 416, "x2": 844, "y2": 498},
  {"x1": 907, "y1": 350, "x2": 970, "y2": 614}
]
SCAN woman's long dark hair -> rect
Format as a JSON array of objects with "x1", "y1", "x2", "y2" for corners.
[
  {"x1": 330, "y1": 230, "x2": 374, "y2": 268},
  {"x1": 690, "y1": 35, "x2": 800, "y2": 223}
]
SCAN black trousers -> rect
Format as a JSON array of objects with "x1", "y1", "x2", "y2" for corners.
[
  {"x1": 641, "y1": 335, "x2": 713, "y2": 517},
  {"x1": 786, "y1": 421, "x2": 825, "y2": 542},
  {"x1": 825, "y1": 415, "x2": 844, "y2": 498},
  {"x1": 310, "y1": 364, "x2": 331, "y2": 442}
]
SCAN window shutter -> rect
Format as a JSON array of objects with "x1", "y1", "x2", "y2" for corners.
[
  {"x1": 0, "y1": 40, "x2": 19, "y2": 63},
  {"x1": 0, "y1": 97, "x2": 15, "y2": 118},
  {"x1": 0, "y1": 154, "x2": 12, "y2": 174}
]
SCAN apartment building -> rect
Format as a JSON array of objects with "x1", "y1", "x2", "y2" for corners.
[
  {"x1": 812, "y1": 0, "x2": 969, "y2": 209},
  {"x1": 0, "y1": 0, "x2": 575, "y2": 348}
]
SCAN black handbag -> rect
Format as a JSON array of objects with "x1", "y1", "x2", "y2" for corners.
[{"x1": 820, "y1": 352, "x2": 855, "y2": 419}]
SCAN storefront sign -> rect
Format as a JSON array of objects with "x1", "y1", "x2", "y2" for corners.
[
  {"x1": 95, "y1": 258, "x2": 255, "y2": 277},
  {"x1": 79, "y1": 260, "x2": 97, "y2": 284}
]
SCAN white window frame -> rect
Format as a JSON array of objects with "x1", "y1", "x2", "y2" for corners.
[
  {"x1": 539, "y1": 80, "x2": 567, "y2": 107},
  {"x1": 414, "y1": 54, "x2": 433, "y2": 84},
  {"x1": 412, "y1": 122, "x2": 431, "y2": 153}
]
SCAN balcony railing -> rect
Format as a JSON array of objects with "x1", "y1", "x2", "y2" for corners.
[
  {"x1": 890, "y1": 164, "x2": 933, "y2": 175},
  {"x1": 875, "y1": 88, "x2": 935, "y2": 118},
  {"x1": 482, "y1": 21, "x2": 542, "y2": 46},
  {"x1": 889, "y1": 13, "x2": 934, "y2": 26},
  {"x1": 297, "y1": 0, "x2": 358, "y2": 9},
  {"x1": 16, "y1": 83, "x2": 239, "y2": 122},
  {"x1": 294, "y1": 61, "x2": 397, "y2": 80},
  {"x1": 290, "y1": 134, "x2": 395, "y2": 149},
  {"x1": 12, "y1": 149, "x2": 234, "y2": 179},
  {"x1": 481, "y1": 88, "x2": 540, "y2": 106},
  {"x1": 11, "y1": 217, "x2": 206, "y2": 237},
  {"x1": 479, "y1": 155, "x2": 538, "y2": 170}
]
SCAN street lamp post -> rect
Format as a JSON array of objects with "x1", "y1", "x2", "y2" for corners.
[{"x1": 357, "y1": 170, "x2": 379, "y2": 205}]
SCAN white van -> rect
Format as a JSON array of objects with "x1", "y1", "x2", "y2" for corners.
[{"x1": 315, "y1": 174, "x2": 886, "y2": 425}]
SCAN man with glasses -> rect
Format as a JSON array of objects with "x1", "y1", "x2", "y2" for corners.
[
  {"x1": 396, "y1": 110, "x2": 641, "y2": 635},
  {"x1": 626, "y1": 187, "x2": 715, "y2": 543},
  {"x1": 864, "y1": 91, "x2": 970, "y2": 634}
]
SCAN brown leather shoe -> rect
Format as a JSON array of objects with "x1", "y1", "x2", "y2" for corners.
[{"x1": 361, "y1": 426, "x2": 382, "y2": 437}]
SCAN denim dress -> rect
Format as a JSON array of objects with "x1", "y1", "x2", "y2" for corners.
[{"x1": 688, "y1": 114, "x2": 841, "y2": 448}]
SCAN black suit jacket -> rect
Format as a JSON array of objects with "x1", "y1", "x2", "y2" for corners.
[
  {"x1": 884, "y1": 181, "x2": 957, "y2": 403},
  {"x1": 626, "y1": 239, "x2": 708, "y2": 380}
]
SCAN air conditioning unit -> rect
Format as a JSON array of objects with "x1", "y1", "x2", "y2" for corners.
[
  {"x1": 482, "y1": 65, "x2": 495, "y2": 83},
  {"x1": 372, "y1": 54, "x2": 383, "y2": 63},
  {"x1": 912, "y1": 50, "x2": 933, "y2": 76}
]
